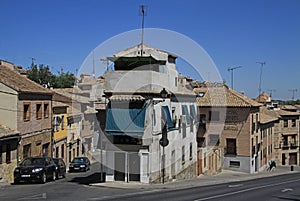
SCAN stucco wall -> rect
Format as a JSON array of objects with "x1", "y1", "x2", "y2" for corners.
[{"x1": 0, "y1": 82, "x2": 18, "y2": 130}]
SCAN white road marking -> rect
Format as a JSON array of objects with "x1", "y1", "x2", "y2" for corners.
[
  {"x1": 17, "y1": 193, "x2": 47, "y2": 200},
  {"x1": 195, "y1": 178, "x2": 300, "y2": 201},
  {"x1": 228, "y1": 184, "x2": 243, "y2": 188},
  {"x1": 281, "y1": 188, "x2": 293, "y2": 193}
]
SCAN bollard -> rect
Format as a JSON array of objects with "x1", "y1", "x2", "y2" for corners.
[{"x1": 291, "y1": 165, "x2": 294, "y2": 171}]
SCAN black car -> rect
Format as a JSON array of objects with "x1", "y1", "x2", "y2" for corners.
[
  {"x1": 53, "y1": 158, "x2": 66, "y2": 178},
  {"x1": 14, "y1": 156, "x2": 57, "y2": 184},
  {"x1": 69, "y1": 157, "x2": 90, "y2": 172}
]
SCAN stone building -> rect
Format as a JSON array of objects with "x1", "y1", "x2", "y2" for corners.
[
  {"x1": 195, "y1": 82, "x2": 262, "y2": 174},
  {"x1": 261, "y1": 106, "x2": 300, "y2": 166},
  {"x1": 0, "y1": 61, "x2": 53, "y2": 182}
]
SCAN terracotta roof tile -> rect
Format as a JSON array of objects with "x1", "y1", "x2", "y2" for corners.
[
  {"x1": 195, "y1": 82, "x2": 261, "y2": 107},
  {"x1": 0, "y1": 65, "x2": 52, "y2": 94}
]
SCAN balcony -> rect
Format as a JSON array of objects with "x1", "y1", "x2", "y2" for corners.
[{"x1": 280, "y1": 142, "x2": 299, "y2": 150}]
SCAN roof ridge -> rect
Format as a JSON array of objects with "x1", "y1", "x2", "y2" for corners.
[{"x1": 227, "y1": 87, "x2": 260, "y2": 107}]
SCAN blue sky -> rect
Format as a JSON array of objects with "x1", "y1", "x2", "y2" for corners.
[{"x1": 1, "y1": 0, "x2": 299, "y2": 100}]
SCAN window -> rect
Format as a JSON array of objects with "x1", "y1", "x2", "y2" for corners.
[
  {"x1": 229, "y1": 161, "x2": 240, "y2": 168},
  {"x1": 292, "y1": 119, "x2": 296, "y2": 127},
  {"x1": 61, "y1": 115, "x2": 65, "y2": 130},
  {"x1": 175, "y1": 77, "x2": 178, "y2": 87},
  {"x1": 182, "y1": 146, "x2": 185, "y2": 164},
  {"x1": 36, "y1": 103, "x2": 42, "y2": 119},
  {"x1": 208, "y1": 134, "x2": 220, "y2": 146},
  {"x1": 0, "y1": 145, "x2": 2, "y2": 164},
  {"x1": 42, "y1": 143, "x2": 49, "y2": 156},
  {"x1": 182, "y1": 105, "x2": 191, "y2": 125},
  {"x1": 209, "y1": 111, "x2": 220, "y2": 121},
  {"x1": 44, "y1": 103, "x2": 49, "y2": 118},
  {"x1": 56, "y1": 147, "x2": 59, "y2": 158},
  {"x1": 23, "y1": 103, "x2": 31, "y2": 121},
  {"x1": 226, "y1": 138, "x2": 236, "y2": 155},
  {"x1": 251, "y1": 114, "x2": 255, "y2": 134},
  {"x1": 189, "y1": 143, "x2": 193, "y2": 160},
  {"x1": 255, "y1": 114, "x2": 259, "y2": 132},
  {"x1": 23, "y1": 144, "x2": 31, "y2": 159},
  {"x1": 5, "y1": 144, "x2": 11, "y2": 163},
  {"x1": 283, "y1": 119, "x2": 288, "y2": 127},
  {"x1": 61, "y1": 144, "x2": 64, "y2": 158}
]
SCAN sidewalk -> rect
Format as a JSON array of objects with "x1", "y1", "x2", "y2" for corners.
[{"x1": 90, "y1": 165, "x2": 300, "y2": 190}]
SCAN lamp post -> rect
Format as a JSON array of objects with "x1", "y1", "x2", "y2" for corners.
[{"x1": 159, "y1": 88, "x2": 169, "y2": 184}]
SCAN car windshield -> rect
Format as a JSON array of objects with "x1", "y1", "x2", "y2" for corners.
[
  {"x1": 72, "y1": 158, "x2": 85, "y2": 163},
  {"x1": 21, "y1": 158, "x2": 45, "y2": 166}
]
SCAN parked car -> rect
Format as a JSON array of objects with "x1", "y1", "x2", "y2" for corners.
[
  {"x1": 53, "y1": 158, "x2": 66, "y2": 178},
  {"x1": 14, "y1": 156, "x2": 56, "y2": 184},
  {"x1": 69, "y1": 157, "x2": 90, "y2": 172}
]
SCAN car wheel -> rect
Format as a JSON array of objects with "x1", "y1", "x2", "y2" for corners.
[
  {"x1": 14, "y1": 179, "x2": 20, "y2": 185},
  {"x1": 41, "y1": 172, "x2": 47, "y2": 184},
  {"x1": 52, "y1": 171, "x2": 56, "y2": 181}
]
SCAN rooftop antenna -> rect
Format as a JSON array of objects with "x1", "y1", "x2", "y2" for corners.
[
  {"x1": 100, "y1": 57, "x2": 110, "y2": 71},
  {"x1": 268, "y1": 89, "x2": 276, "y2": 98},
  {"x1": 92, "y1": 50, "x2": 95, "y2": 78},
  {"x1": 29, "y1": 57, "x2": 36, "y2": 66},
  {"x1": 140, "y1": 5, "x2": 147, "y2": 56},
  {"x1": 257, "y1": 61, "x2": 266, "y2": 101},
  {"x1": 289, "y1": 89, "x2": 297, "y2": 100},
  {"x1": 227, "y1": 66, "x2": 242, "y2": 90}
]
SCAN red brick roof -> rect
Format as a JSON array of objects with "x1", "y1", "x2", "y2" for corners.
[{"x1": 195, "y1": 82, "x2": 261, "y2": 107}]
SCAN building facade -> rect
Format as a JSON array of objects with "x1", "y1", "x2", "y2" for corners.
[
  {"x1": 102, "y1": 44, "x2": 198, "y2": 183},
  {"x1": 195, "y1": 82, "x2": 262, "y2": 174},
  {"x1": 0, "y1": 62, "x2": 53, "y2": 182}
]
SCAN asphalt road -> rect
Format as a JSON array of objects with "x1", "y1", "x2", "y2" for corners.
[
  {"x1": 0, "y1": 163, "x2": 139, "y2": 201},
  {"x1": 96, "y1": 173, "x2": 300, "y2": 201},
  {"x1": 1, "y1": 163, "x2": 299, "y2": 201}
]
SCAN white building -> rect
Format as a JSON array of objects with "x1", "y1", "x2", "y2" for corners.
[{"x1": 102, "y1": 44, "x2": 198, "y2": 183}]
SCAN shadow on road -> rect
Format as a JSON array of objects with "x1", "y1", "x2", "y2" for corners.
[{"x1": 69, "y1": 172, "x2": 105, "y2": 185}]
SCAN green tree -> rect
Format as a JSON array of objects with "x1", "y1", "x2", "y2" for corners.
[
  {"x1": 27, "y1": 63, "x2": 75, "y2": 88},
  {"x1": 53, "y1": 72, "x2": 76, "y2": 88},
  {"x1": 27, "y1": 63, "x2": 55, "y2": 87}
]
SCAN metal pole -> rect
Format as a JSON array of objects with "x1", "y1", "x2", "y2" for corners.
[{"x1": 257, "y1": 62, "x2": 266, "y2": 99}]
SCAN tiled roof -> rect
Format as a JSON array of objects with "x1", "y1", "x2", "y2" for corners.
[
  {"x1": 195, "y1": 82, "x2": 261, "y2": 107},
  {"x1": 53, "y1": 88, "x2": 90, "y2": 104},
  {"x1": 0, "y1": 65, "x2": 52, "y2": 94},
  {"x1": 260, "y1": 106, "x2": 300, "y2": 124},
  {"x1": 260, "y1": 106, "x2": 279, "y2": 124}
]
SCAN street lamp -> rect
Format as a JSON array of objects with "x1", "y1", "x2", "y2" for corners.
[{"x1": 159, "y1": 88, "x2": 169, "y2": 184}]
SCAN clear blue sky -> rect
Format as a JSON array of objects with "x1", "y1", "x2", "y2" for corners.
[{"x1": 1, "y1": 0, "x2": 299, "y2": 100}]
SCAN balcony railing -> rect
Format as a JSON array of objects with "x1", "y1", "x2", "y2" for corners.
[{"x1": 280, "y1": 142, "x2": 299, "y2": 150}]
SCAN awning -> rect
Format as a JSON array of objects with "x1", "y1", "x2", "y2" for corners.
[
  {"x1": 162, "y1": 106, "x2": 174, "y2": 131},
  {"x1": 190, "y1": 105, "x2": 198, "y2": 122},
  {"x1": 105, "y1": 103, "x2": 147, "y2": 136},
  {"x1": 182, "y1": 105, "x2": 191, "y2": 124},
  {"x1": 109, "y1": 95, "x2": 145, "y2": 102}
]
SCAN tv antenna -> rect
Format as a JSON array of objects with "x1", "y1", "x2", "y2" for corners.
[
  {"x1": 100, "y1": 57, "x2": 110, "y2": 71},
  {"x1": 29, "y1": 57, "x2": 36, "y2": 66},
  {"x1": 257, "y1": 61, "x2": 266, "y2": 99},
  {"x1": 268, "y1": 89, "x2": 276, "y2": 98},
  {"x1": 139, "y1": 5, "x2": 147, "y2": 56},
  {"x1": 227, "y1": 66, "x2": 242, "y2": 89},
  {"x1": 289, "y1": 89, "x2": 297, "y2": 100}
]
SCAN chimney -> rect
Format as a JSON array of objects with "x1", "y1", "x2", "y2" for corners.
[{"x1": 0, "y1": 60, "x2": 15, "y2": 70}]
